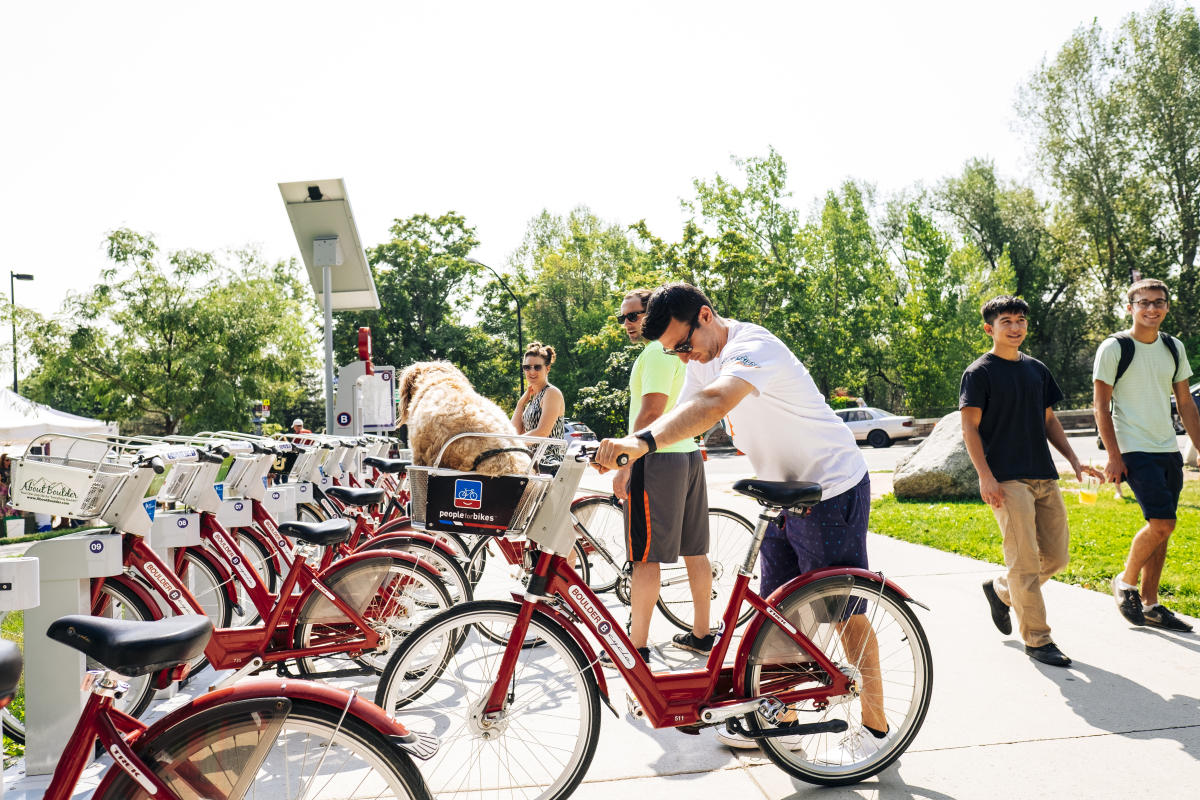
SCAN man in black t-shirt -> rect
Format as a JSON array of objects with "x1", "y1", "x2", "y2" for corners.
[{"x1": 960, "y1": 296, "x2": 1100, "y2": 668}]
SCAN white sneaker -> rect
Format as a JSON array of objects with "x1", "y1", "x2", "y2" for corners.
[
  {"x1": 817, "y1": 725, "x2": 892, "y2": 765},
  {"x1": 716, "y1": 726, "x2": 806, "y2": 752}
]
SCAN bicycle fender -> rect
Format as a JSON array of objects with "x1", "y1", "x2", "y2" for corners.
[
  {"x1": 92, "y1": 574, "x2": 164, "y2": 621},
  {"x1": 90, "y1": 678, "x2": 429, "y2": 796},
  {"x1": 731, "y1": 568, "x2": 911, "y2": 696},
  {"x1": 362, "y1": 531, "x2": 459, "y2": 561},
  {"x1": 375, "y1": 517, "x2": 414, "y2": 535},
  {"x1": 508, "y1": 592, "x2": 615, "y2": 715}
]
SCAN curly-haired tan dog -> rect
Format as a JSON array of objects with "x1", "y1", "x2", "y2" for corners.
[{"x1": 398, "y1": 361, "x2": 532, "y2": 476}]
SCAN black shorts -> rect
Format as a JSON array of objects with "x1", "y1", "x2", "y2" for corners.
[
  {"x1": 625, "y1": 451, "x2": 708, "y2": 563},
  {"x1": 1122, "y1": 451, "x2": 1184, "y2": 521}
]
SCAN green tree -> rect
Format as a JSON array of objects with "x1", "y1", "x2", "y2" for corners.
[
  {"x1": 332, "y1": 212, "x2": 516, "y2": 405},
  {"x1": 886, "y1": 207, "x2": 993, "y2": 416},
  {"x1": 24, "y1": 229, "x2": 319, "y2": 434}
]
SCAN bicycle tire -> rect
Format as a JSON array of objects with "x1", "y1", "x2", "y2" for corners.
[
  {"x1": 94, "y1": 696, "x2": 432, "y2": 800},
  {"x1": 231, "y1": 528, "x2": 280, "y2": 626},
  {"x1": 570, "y1": 495, "x2": 625, "y2": 593},
  {"x1": 176, "y1": 549, "x2": 234, "y2": 629},
  {"x1": 292, "y1": 555, "x2": 455, "y2": 676},
  {"x1": 656, "y1": 507, "x2": 758, "y2": 632},
  {"x1": 375, "y1": 599, "x2": 600, "y2": 800},
  {"x1": 741, "y1": 575, "x2": 932, "y2": 785}
]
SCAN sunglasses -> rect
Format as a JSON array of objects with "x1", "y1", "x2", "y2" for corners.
[
  {"x1": 662, "y1": 316, "x2": 700, "y2": 355},
  {"x1": 522, "y1": 363, "x2": 545, "y2": 372},
  {"x1": 616, "y1": 309, "x2": 645, "y2": 324}
]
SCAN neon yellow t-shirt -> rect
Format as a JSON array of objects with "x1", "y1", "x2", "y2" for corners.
[{"x1": 628, "y1": 341, "x2": 697, "y2": 453}]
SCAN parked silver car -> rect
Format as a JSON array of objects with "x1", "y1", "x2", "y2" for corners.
[{"x1": 834, "y1": 407, "x2": 917, "y2": 448}]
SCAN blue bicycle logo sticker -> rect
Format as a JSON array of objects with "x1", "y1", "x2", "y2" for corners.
[{"x1": 454, "y1": 479, "x2": 483, "y2": 509}]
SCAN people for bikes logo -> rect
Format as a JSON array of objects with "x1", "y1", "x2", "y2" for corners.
[{"x1": 453, "y1": 479, "x2": 483, "y2": 509}]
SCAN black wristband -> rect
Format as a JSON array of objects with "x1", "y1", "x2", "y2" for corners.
[{"x1": 635, "y1": 429, "x2": 657, "y2": 454}]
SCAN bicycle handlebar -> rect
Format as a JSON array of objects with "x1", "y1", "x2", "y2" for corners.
[{"x1": 576, "y1": 442, "x2": 628, "y2": 467}]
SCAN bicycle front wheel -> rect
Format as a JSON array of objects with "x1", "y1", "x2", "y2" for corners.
[
  {"x1": 375, "y1": 600, "x2": 601, "y2": 800},
  {"x1": 741, "y1": 574, "x2": 932, "y2": 785},
  {"x1": 657, "y1": 507, "x2": 757, "y2": 632},
  {"x1": 94, "y1": 696, "x2": 431, "y2": 800},
  {"x1": 571, "y1": 495, "x2": 625, "y2": 593}
]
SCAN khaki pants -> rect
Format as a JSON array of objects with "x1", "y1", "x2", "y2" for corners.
[{"x1": 990, "y1": 479, "x2": 1069, "y2": 648}]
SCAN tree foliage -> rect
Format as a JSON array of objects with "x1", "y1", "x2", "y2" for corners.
[{"x1": 24, "y1": 229, "x2": 319, "y2": 434}]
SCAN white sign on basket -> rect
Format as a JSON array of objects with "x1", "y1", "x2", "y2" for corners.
[{"x1": 9, "y1": 460, "x2": 103, "y2": 518}]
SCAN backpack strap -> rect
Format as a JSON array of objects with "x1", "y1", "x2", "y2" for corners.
[
  {"x1": 1110, "y1": 331, "x2": 1181, "y2": 387},
  {"x1": 1110, "y1": 332, "x2": 1135, "y2": 385}
]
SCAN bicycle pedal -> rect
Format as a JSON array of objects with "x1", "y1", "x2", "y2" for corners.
[
  {"x1": 624, "y1": 690, "x2": 645, "y2": 720},
  {"x1": 757, "y1": 696, "x2": 785, "y2": 722}
]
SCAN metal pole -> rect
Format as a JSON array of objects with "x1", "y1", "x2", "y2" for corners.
[
  {"x1": 467, "y1": 258, "x2": 525, "y2": 395},
  {"x1": 323, "y1": 264, "x2": 335, "y2": 433},
  {"x1": 10, "y1": 271, "x2": 16, "y2": 393}
]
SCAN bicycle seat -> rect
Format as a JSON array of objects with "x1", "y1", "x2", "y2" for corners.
[
  {"x1": 46, "y1": 615, "x2": 212, "y2": 677},
  {"x1": 326, "y1": 486, "x2": 385, "y2": 507},
  {"x1": 732, "y1": 478, "x2": 822, "y2": 509},
  {"x1": 279, "y1": 518, "x2": 352, "y2": 546},
  {"x1": 0, "y1": 640, "x2": 20, "y2": 705},
  {"x1": 363, "y1": 457, "x2": 410, "y2": 473}
]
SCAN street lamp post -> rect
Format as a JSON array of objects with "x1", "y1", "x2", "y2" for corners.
[
  {"x1": 466, "y1": 257, "x2": 525, "y2": 395},
  {"x1": 10, "y1": 271, "x2": 33, "y2": 394}
]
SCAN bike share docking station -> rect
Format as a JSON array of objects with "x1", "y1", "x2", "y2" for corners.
[{"x1": 9, "y1": 435, "x2": 149, "y2": 775}]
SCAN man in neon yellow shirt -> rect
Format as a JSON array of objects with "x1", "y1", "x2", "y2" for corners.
[{"x1": 611, "y1": 289, "x2": 712, "y2": 662}]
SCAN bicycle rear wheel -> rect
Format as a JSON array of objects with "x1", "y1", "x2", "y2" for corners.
[
  {"x1": 94, "y1": 696, "x2": 431, "y2": 799},
  {"x1": 375, "y1": 600, "x2": 600, "y2": 800},
  {"x1": 571, "y1": 495, "x2": 625, "y2": 593},
  {"x1": 741, "y1": 574, "x2": 932, "y2": 785},
  {"x1": 657, "y1": 507, "x2": 757, "y2": 632}
]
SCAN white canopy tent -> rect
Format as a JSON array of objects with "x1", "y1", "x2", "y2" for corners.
[{"x1": 0, "y1": 389, "x2": 115, "y2": 452}]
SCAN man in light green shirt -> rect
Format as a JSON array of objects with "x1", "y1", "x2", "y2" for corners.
[
  {"x1": 1094, "y1": 278, "x2": 1200, "y2": 632},
  {"x1": 611, "y1": 289, "x2": 712, "y2": 662}
]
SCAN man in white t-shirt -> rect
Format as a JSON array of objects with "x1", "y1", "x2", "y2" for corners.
[{"x1": 595, "y1": 282, "x2": 884, "y2": 758}]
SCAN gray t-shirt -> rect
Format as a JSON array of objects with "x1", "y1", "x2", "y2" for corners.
[{"x1": 1093, "y1": 334, "x2": 1192, "y2": 453}]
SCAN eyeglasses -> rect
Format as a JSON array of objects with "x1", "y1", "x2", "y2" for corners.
[
  {"x1": 616, "y1": 310, "x2": 645, "y2": 324},
  {"x1": 522, "y1": 363, "x2": 545, "y2": 372},
  {"x1": 1132, "y1": 299, "x2": 1169, "y2": 310},
  {"x1": 662, "y1": 316, "x2": 699, "y2": 355}
]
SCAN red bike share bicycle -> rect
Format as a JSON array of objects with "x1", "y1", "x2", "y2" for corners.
[{"x1": 375, "y1": 438, "x2": 933, "y2": 799}]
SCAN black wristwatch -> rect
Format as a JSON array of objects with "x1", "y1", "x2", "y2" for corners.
[{"x1": 635, "y1": 429, "x2": 657, "y2": 454}]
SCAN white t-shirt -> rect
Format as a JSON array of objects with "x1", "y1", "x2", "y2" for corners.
[{"x1": 679, "y1": 320, "x2": 867, "y2": 498}]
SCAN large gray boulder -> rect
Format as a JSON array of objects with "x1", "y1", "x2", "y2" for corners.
[{"x1": 892, "y1": 412, "x2": 980, "y2": 499}]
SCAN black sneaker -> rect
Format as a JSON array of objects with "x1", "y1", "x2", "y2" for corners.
[
  {"x1": 982, "y1": 580, "x2": 1012, "y2": 635},
  {"x1": 1025, "y1": 642, "x2": 1072, "y2": 667},
  {"x1": 671, "y1": 631, "x2": 716, "y2": 654},
  {"x1": 1143, "y1": 604, "x2": 1194, "y2": 632},
  {"x1": 598, "y1": 647, "x2": 650, "y2": 668},
  {"x1": 1112, "y1": 576, "x2": 1145, "y2": 625}
]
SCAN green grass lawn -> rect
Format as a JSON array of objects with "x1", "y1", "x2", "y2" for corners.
[{"x1": 871, "y1": 476, "x2": 1200, "y2": 619}]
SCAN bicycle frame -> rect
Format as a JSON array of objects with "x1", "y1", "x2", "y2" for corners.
[{"x1": 489, "y1": 546, "x2": 910, "y2": 729}]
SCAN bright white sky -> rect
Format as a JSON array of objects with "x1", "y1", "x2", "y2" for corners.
[{"x1": 0, "y1": 0, "x2": 1157, "y2": 317}]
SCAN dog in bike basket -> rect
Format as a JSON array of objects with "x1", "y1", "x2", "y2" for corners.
[{"x1": 398, "y1": 361, "x2": 533, "y2": 475}]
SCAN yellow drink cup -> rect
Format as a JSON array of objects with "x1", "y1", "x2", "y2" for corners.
[{"x1": 1079, "y1": 476, "x2": 1099, "y2": 505}]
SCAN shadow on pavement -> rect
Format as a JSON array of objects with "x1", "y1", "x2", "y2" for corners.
[
  {"x1": 1005, "y1": 641, "x2": 1200, "y2": 763},
  {"x1": 768, "y1": 764, "x2": 959, "y2": 800}
]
